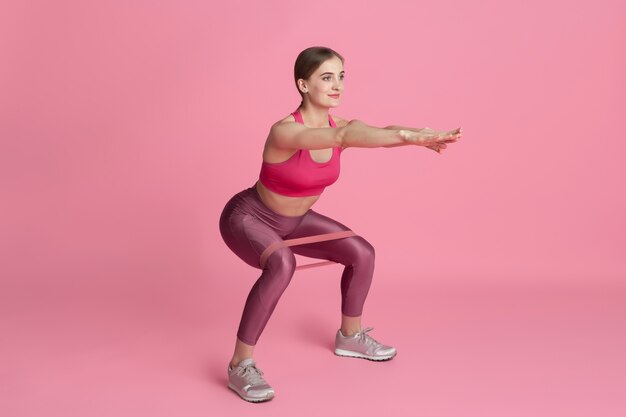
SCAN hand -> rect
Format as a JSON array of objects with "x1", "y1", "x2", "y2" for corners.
[
  {"x1": 399, "y1": 127, "x2": 462, "y2": 154},
  {"x1": 425, "y1": 127, "x2": 462, "y2": 154}
]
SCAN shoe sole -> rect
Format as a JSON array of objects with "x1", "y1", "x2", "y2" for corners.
[
  {"x1": 228, "y1": 383, "x2": 275, "y2": 403},
  {"x1": 334, "y1": 349, "x2": 397, "y2": 361}
]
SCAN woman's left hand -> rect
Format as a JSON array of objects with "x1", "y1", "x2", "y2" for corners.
[{"x1": 423, "y1": 127, "x2": 462, "y2": 153}]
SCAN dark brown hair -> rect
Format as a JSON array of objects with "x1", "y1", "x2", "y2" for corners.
[{"x1": 294, "y1": 46, "x2": 344, "y2": 104}]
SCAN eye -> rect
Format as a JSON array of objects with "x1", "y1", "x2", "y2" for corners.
[{"x1": 323, "y1": 76, "x2": 331, "y2": 81}]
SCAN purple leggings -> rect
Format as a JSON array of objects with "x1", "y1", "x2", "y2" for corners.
[{"x1": 219, "y1": 184, "x2": 375, "y2": 346}]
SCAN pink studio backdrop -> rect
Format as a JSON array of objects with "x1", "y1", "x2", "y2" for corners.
[{"x1": 1, "y1": 1, "x2": 625, "y2": 416}]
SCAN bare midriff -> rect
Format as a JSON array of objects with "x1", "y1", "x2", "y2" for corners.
[{"x1": 255, "y1": 180, "x2": 321, "y2": 217}]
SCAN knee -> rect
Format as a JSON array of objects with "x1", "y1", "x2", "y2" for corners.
[
  {"x1": 352, "y1": 236, "x2": 375, "y2": 264},
  {"x1": 265, "y1": 248, "x2": 297, "y2": 283}
]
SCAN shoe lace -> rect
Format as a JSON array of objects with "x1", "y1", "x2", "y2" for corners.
[
  {"x1": 355, "y1": 326, "x2": 380, "y2": 346},
  {"x1": 237, "y1": 363, "x2": 266, "y2": 385}
]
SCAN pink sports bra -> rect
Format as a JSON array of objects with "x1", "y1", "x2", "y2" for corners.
[{"x1": 258, "y1": 108, "x2": 342, "y2": 197}]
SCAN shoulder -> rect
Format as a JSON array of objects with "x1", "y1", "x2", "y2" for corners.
[
  {"x1": 276, "y1": 113, "x2": 297, "y2": 125},
  {"x1": 271, "y1": 113, "x2": 296, "y2": 129},
  {"x1": 269, "y1": 113, "x2": 302, "y2": 135},
  {"x1": 266, "y1": 113, "x2": 306, "y2": 152}
]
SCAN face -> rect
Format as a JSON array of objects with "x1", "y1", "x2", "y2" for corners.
[{"x1": 299, "y1": 55, "x2": 345, "y2": 107}]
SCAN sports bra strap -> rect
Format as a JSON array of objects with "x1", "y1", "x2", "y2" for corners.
[{"x1": 292, "y1": 108, "x2": 304, "y2": 124}]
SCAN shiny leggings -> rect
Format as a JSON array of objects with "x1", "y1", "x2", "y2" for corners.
[{"x1": 219, "y1": 184, "x2": 375, "y2": 346}]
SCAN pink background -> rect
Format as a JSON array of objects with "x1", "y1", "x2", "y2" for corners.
[{"x1": 1, "y1": 0, "x2": 625, "y2": 416}]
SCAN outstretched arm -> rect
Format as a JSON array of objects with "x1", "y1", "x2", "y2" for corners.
[
  {"x1": 382, "y1": 125, "x2": 426, "y2": 148},
  {"x1": 340, "y1": 120, "x2": 405, "y2": 148},
  {"x1": 341, "y1": 120, "x2": 461, "y2": 151},
  {"x1": 270, "y1": 114, "x2": 461, "y2": 153},
  {"x1": 384, "y1": 125, "x2": 426, "y2": 132}
]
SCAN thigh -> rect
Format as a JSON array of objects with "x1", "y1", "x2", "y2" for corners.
[
  {"x1": 285, "y1": 209, "x2": 371, "y2": 264},
  {"x1": 220, "y1": 212, "x2": 293, "y2": 269}
]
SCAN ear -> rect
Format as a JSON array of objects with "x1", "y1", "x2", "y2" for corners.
[{"x1": 297, "y1": 79, "x2": 308, "y2": 94}]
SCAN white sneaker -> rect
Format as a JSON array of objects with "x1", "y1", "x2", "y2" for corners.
[
  {"x1": 227, "y1": 358, "x2": 275, "y2": 402},
  {"x1": 334, "y1": 327, "x2": 397, "y2": 361}
]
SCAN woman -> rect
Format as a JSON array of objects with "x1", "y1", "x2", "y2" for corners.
[{"x1": 219, "y1": 46, "x2": 462, "y2": 403}]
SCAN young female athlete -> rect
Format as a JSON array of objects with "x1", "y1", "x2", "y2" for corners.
[{"x1": 219, "y1": 46, "x2": 462, "y2": 402}]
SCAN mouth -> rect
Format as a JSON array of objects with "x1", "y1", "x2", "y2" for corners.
[{"x1": 328, "y1": 94, "x2": 341, "y2": 99}]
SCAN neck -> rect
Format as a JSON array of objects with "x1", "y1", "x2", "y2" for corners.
[{"x1": 298, "y1": 103, "x2": 331, "y2": 128}]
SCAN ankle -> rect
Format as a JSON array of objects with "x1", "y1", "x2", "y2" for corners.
[
  {"x1": 340, "y1": 328, "x2": 361, "y2": 337},
  {"x1": 230, "y1": 356, "x2": 252, "y2": 368}
]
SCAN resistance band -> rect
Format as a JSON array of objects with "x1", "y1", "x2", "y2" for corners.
[{"x1": 259, "y1": 230, "x2": 358, "y2": 270}]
